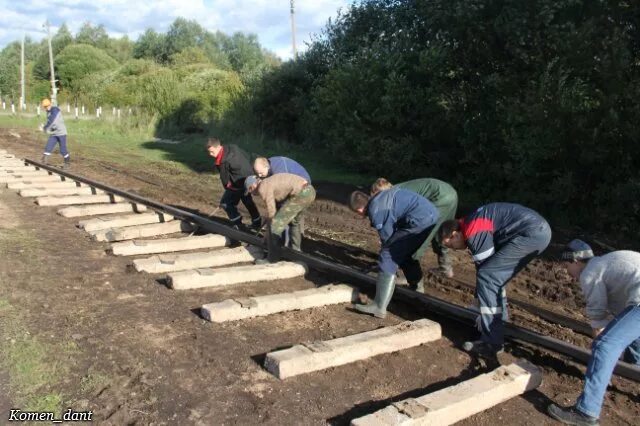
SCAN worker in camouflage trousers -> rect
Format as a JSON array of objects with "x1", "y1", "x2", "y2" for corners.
[
  {"x1": 244, "y1": 173, "x2": 316, "y2": 263},
  {"x1": 40, "y1": 98, "x2": 70, "y2": 168},
  {"x1": 206, "y1": 138, "x2": 261, "y2": 244},
  {"x1": 547, "y1": 240, "x2": 640, "y2": 426},
  {"x1": 254, "y1": 156, "x2": 312, "y2": 250},
  {"x1": 439, "y1": 203, "x2": 551, "y2": 358},
  {"x1": 349, "y1": 187, "x2": 439, "y2": 318},
  {"x1": 371, "y1": 177, "x2": 458, "y2": 283}
]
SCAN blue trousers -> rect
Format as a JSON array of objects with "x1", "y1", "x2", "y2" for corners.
[
  {"x1": 219, "y1": 189, "x2": 260, "y2": 226},
  {"x1": 476, "y1": 221, "x2": 552, "y2": 346},
  {"x1": 44, "y1": 135, "x2": 69, "y2": 157},
  {"x1": 576, "y1": 304, "x2": 640, "y2": 418},
  {"x1": 378, "y1": 225, "x2": 434, "y2": 284}
]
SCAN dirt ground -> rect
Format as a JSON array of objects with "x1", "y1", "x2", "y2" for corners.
[{"x1": 0, "y1": 128, "x2": 638, "y2": 425}]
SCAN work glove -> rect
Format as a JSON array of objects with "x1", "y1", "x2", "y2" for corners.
[{"x1": 475, "y1": 315, "x2": 482, "y2": 332}]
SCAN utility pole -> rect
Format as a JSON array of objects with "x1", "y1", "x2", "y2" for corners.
[
  {"x1": 44, "y1": 20, "x2": 57, "y2": 105},
  {"x1": 290, "y1": 0, "x2": 297, "y2": 59},
  {"x1": 20, "y1": 35, "x2": 25, "y2": 110}
]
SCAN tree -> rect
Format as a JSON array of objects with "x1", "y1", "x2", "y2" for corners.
[
  {"x1": 75, "y1": 22, "x2": 109, "y2": 48},
  {"x1": 105, "y1": 36, "x2": 134, "y2": 63},
  {"x1": 221, "y1": 32, "x2": 265, "y2": 74},
  {"x1": 53, "y1": 24, "x2": 74, "y2": 53},
  {"x1": 33, "y1": 24, "x2": 73, "y2": 80},
  {"x1": 165, "y1": 18, "x2": 205, "y2": 57},
  {"x1": 0, "y1": 42, "x2": 20, "y2": 99},
  {"x1": 201, "y1": 31, "x2": 231, "y2": 69},
  {"x1": 55, "y1": 44, "x2": 118, "y2": 95},
  {"x1": 133, "y1": 29, "x2": 167, "y2": 63},
  {"x1": 170, "y1": 47, "x2": 210, "y2": 66}
]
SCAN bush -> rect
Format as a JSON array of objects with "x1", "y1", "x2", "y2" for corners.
[{"x1": 252, "y1": 0, "x2": 640, "y2": 234}]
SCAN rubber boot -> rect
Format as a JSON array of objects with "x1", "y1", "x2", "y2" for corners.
[
  {"x1": 255, "y1": 233, "x2": 282, "y2": 264},
  {"x1": 63, "y1": 155, "x2": 70, "y2": 169},
  {"x1": 354, "y1": 272, "x2": 395, "y2": 318},
  {"x1": 409, "y1": 279, "x2": 424, "y2": 293},
  {"x1": 289, "y1": 222, "x2": 302, "y2": 251}
]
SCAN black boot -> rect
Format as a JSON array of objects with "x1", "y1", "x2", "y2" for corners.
[
  {"x1": 547, "y1": 404, "x2": 599, "y2": 426},
  {"x1": 255, "y1": 233, "x2": 282, "y2": 264},
  {"x1": 462, "y1": 340, "x2": 504, "y2": 358},
  {"x1": 227, "y1": 223, "x2": 244, "y2": 248}
]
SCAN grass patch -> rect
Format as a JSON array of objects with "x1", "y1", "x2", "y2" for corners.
[
  {"x1": 0, "y1": 300, "x2": 76, "y2": 414},
  {"x1": 0, "y1": 114, "x2": 373, "y2": 185},
  {"x1": 0, "y1": 229, "x2": 42, "y2": 270},
  {"x1": 80, "y1": 372, "x2": 110, "y2": 394},
  {"x1": 25, "y1": 393, "x2": 63, "y2": 412},
  {"x1": 0, "y1": 228, "x2": 40, "y2": 252}
]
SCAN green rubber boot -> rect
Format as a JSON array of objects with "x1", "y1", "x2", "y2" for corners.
[
  {"x1": 289, "y1": 222, "x2": 302, "y2": 251},
  {"x1": 354, "y1": 272, "x2": 396, "y2": 318}
]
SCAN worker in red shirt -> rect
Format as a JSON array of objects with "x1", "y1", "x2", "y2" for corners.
[{"x1": 206, "y1": 138, "x2": 261, "y2": 243}]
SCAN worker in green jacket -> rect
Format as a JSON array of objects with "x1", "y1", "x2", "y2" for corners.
[{"x1": 371, "y1": 178, "x2": 458, "y2": 287}]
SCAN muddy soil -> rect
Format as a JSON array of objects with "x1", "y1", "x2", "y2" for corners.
[{"x1": 0, "y1": 128, "x2": 638, "y2": 425}]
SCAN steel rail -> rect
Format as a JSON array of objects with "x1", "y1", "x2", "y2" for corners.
[{"x1": 24, "y1": 158, "x2": 640, "y2": 382}]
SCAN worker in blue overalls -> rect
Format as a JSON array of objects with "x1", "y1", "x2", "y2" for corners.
[
  {"x1": 439, "y1": 202, "x2": 551, "y2": 357},
  {"x1": 40, "y1": 98, "x2": 70, "y2": 168},
  {"x1": 348, "y1": 187, "x2": 439, "y2": 318}
]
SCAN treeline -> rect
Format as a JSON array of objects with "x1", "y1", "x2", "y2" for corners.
[
  {"x1": 252, "y1": 0, "x2": 640, "y2": 233},
  {"x1": 1, "y1": 2, "x2": 638, "y2": 234},
  {"x1": 0, "y1": 19, "x2": 279, "y2": 132}
]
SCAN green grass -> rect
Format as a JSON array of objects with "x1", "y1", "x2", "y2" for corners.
[
  {"x1": 79, "y1": 372, "x2": 110, "y2": 394},
  {"x1": 0, "y1": 114, "x2": 373, "y2": 185},
  {"x1": 0, "y1": 300, "x2": 76, "y2": 414}
]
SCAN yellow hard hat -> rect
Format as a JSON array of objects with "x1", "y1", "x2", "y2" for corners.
[{"x1": 41, "y1": 98, "x2": 51, "y2": 108}]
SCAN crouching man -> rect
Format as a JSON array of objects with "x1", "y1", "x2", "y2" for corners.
[
  {"x1": 244, "y1": 173, "x2": 316, "y2": 263},
  {"x1": 438, "y1": 203, "x2": 551, "y2": 357},
  {"x1": 349, "y1": 187, "x2": 439, "y2": 318},
  {"x1": 254, "y1": 156, "x2": 311, "y2": 250},
  {"x1": 547, "y1": 240, "x2": 640, "y2": 426},
  {"x1": 371, "y1": 177, "x2": 458, "y2": 280}
]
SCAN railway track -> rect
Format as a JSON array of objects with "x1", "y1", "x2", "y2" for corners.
[{"x1": 1, "y1": 149, "x2": 639, "y2": 423}]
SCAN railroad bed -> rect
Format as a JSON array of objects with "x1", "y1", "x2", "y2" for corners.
[{"x1": 0, "y1": 148, "x2": 638, "y2": 425}]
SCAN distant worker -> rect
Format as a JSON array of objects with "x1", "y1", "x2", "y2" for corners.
[
  {"x1": 254, "y1": 156, "x2": 311, "y2": 250},
  {"x1": 547, "y1": 240, "x2": 640, "y2": 426},
  {"x1": 371, "y1": 177, "x2": 458, "y2": 283},
  {"x1": 244, "y1": 173, "x2": 316, "y2": 263},
  {"x1": 438, "y1": 203, "x2": 551, "y2": 357},
  {"x1": 206, "y1": 138, "x2": 262, "y2": 242},
  {"x1": 40, "y1": 98, "x2": 70, "y2": 169},
  {"x1": 349, "y1": 187, "x2": 439, "y2": 318}
]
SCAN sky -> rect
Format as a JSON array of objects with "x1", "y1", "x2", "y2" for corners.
[{"x1": 0, "y1": 0, "x2": 355, "y2": 60}]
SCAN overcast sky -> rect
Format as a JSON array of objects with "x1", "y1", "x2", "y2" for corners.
[{"x1": 0, "y1": 0, "x2": 354, "y2": 60}]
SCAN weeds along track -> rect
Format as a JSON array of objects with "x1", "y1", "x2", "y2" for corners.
[{"x1": 1, "y1": 149, "x2": 639, "y2": 422}]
